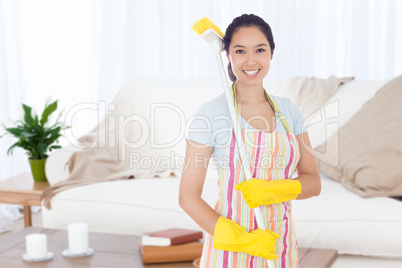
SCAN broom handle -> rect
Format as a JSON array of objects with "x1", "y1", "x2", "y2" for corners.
[{"x1": 214, "y1": 53, "x2": 275, "y2": 268}]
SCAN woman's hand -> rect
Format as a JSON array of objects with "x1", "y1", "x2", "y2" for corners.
[
  {"x1": 213, "y1": 216, "x2": 279, "y2": 259},
  {"x1": 235, "y1": 178, "x2": 302, "y2": 208}
]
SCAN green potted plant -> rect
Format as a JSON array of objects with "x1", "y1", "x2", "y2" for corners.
[{"x1": 1, "y1": 100, "x2": 68, "y2": 182}]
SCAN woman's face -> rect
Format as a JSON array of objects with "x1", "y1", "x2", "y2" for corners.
[{"x1": 227, "y1": 26, "x2": 272, "y2": 87}]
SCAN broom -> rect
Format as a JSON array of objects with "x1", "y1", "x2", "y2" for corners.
[{"x1": 191, "y1": 18, "x2": 275, "y2": 268}]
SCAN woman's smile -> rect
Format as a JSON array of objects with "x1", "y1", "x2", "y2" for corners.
[{"x1": 243, "y1": 69, "x2": 260, "y2": 77}]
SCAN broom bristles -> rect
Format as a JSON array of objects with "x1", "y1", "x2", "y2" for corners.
[{"x1": 191, "y1": 17, "x2": 224, "y2": 38}]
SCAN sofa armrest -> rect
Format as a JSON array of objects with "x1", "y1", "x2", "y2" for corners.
[{"x1": 45, "y1": 145, "x2": 82, "y2": 185}]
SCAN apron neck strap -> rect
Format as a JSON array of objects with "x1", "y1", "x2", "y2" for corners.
[{"x1": 231, "y1": 83, "x2": 293, "y2": 133}]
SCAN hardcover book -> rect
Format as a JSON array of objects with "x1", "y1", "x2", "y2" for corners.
[
  {"x1": 140, "y1": 241, "x2": 203, "y2": 264},
  {"x1": 141, "y1": 228, "x2": 203, "y2": 246}
]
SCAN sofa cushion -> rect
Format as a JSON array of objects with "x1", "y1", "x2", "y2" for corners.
[
  {"x1": 276, "y1": 76, "x2": 353, "y2": 126},
  {"x1": 315, "y1": 76, "x2": 402, "y2": 197},
  {"x1": 292, "y1": 172, "x2": 402, "y2": 257},
  {"x1": 307, "y1": 79, "x2": 388, "y2": 149}
]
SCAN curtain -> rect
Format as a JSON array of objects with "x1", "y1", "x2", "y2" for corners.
[
  {"x1": 0, "y1": 0, "x2": 24, "y2": 233},
  {"x1": 93, "y1": 0, "x2": 402, "y2": 103},
  {"x1": 0, "y1": 0, "x2": 27, "y2": 180}
]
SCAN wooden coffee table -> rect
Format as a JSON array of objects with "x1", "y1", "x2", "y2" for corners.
[
  {"x1": 0, "y1": 172, "x2": 49, "y2": 227},
  {"x1": 0, "y1": 227, "x2": 338, "y2": 267},
  {"x1": 0, "y1": 227, "x2": 194, "y2": 267}
]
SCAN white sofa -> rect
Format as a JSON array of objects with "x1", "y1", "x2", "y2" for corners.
[{"x1": 42, "y1": 77, "x2": 402, "y2": 259}]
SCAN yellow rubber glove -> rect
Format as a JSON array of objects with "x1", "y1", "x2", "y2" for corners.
[
  {"x1": 235, "y1": 178, "x2": 302, "y2": 208},
  {"x1": 213, "y1": 216, "x2": 279, "y2": 259}
]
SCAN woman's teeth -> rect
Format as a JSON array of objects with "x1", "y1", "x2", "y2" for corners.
[{"x1": 243, "y1": 69, "x2": 259, "y2": 75}]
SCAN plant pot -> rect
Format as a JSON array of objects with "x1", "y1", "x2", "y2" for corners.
[{"x1": 29, "y1": 158, "x2": 48, "y2": 182}]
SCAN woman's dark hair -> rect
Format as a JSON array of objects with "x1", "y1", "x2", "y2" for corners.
[{"x1": 223, "y1": 14, "x2": 275, "y2": 82}]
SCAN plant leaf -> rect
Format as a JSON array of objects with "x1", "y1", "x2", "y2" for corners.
[
  {"x1": 22, "y1": 104, "x2": 34, "y2": 125},
  {"x1": 6, "y1": 141, "x2": 20, "y2": 155},
  {"x1": 49, "y1": 145, "x2": 62, "y2": 151},
  {"x1": 37, "y1": 142, "x2": 47, "y2": 159},
  {"x1": 40, "y1": 100, "x2": 58, "y2": 126},
  {"x1": 4, "y1": 127, "x2": 24, "y2": 137},
  {"x1": 48, "y1": 126, "x2": 61, "y2": 141}
]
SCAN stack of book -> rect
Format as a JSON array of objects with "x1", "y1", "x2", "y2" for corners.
[{"x1": 140, "y1": 228, "x2": 204, "y2": 264}]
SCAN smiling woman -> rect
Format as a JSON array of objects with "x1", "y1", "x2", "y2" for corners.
[{"x1": 180, "y1": 14, "x2": 321, "y2": 268}]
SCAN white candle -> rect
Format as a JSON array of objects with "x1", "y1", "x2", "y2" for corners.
[
  {"x1": 26, "y1": 234, "x2": 47, "y2": 259},
  {"x1": 68, "y1": 223, "x2": 89, "y2": 254}
]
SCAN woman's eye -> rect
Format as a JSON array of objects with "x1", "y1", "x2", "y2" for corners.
[
  {"x1": 235, "y1": 50, "x2": 245, "y2": 54},
  {"x1": 257, "y1": 49, "x2": 265, "y2": 53}
]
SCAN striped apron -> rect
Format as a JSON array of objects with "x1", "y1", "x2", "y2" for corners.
[{"x1": 199, "y1": 93, "x2": 300, "y2": 268}]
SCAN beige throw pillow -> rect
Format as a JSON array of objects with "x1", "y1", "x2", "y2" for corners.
[
  {"x1": 278, "y1": 75, "x2": 354, "y2": 125},
  {"x1": 316, "y1": 75, "x2": 402, "y2": 197}
]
